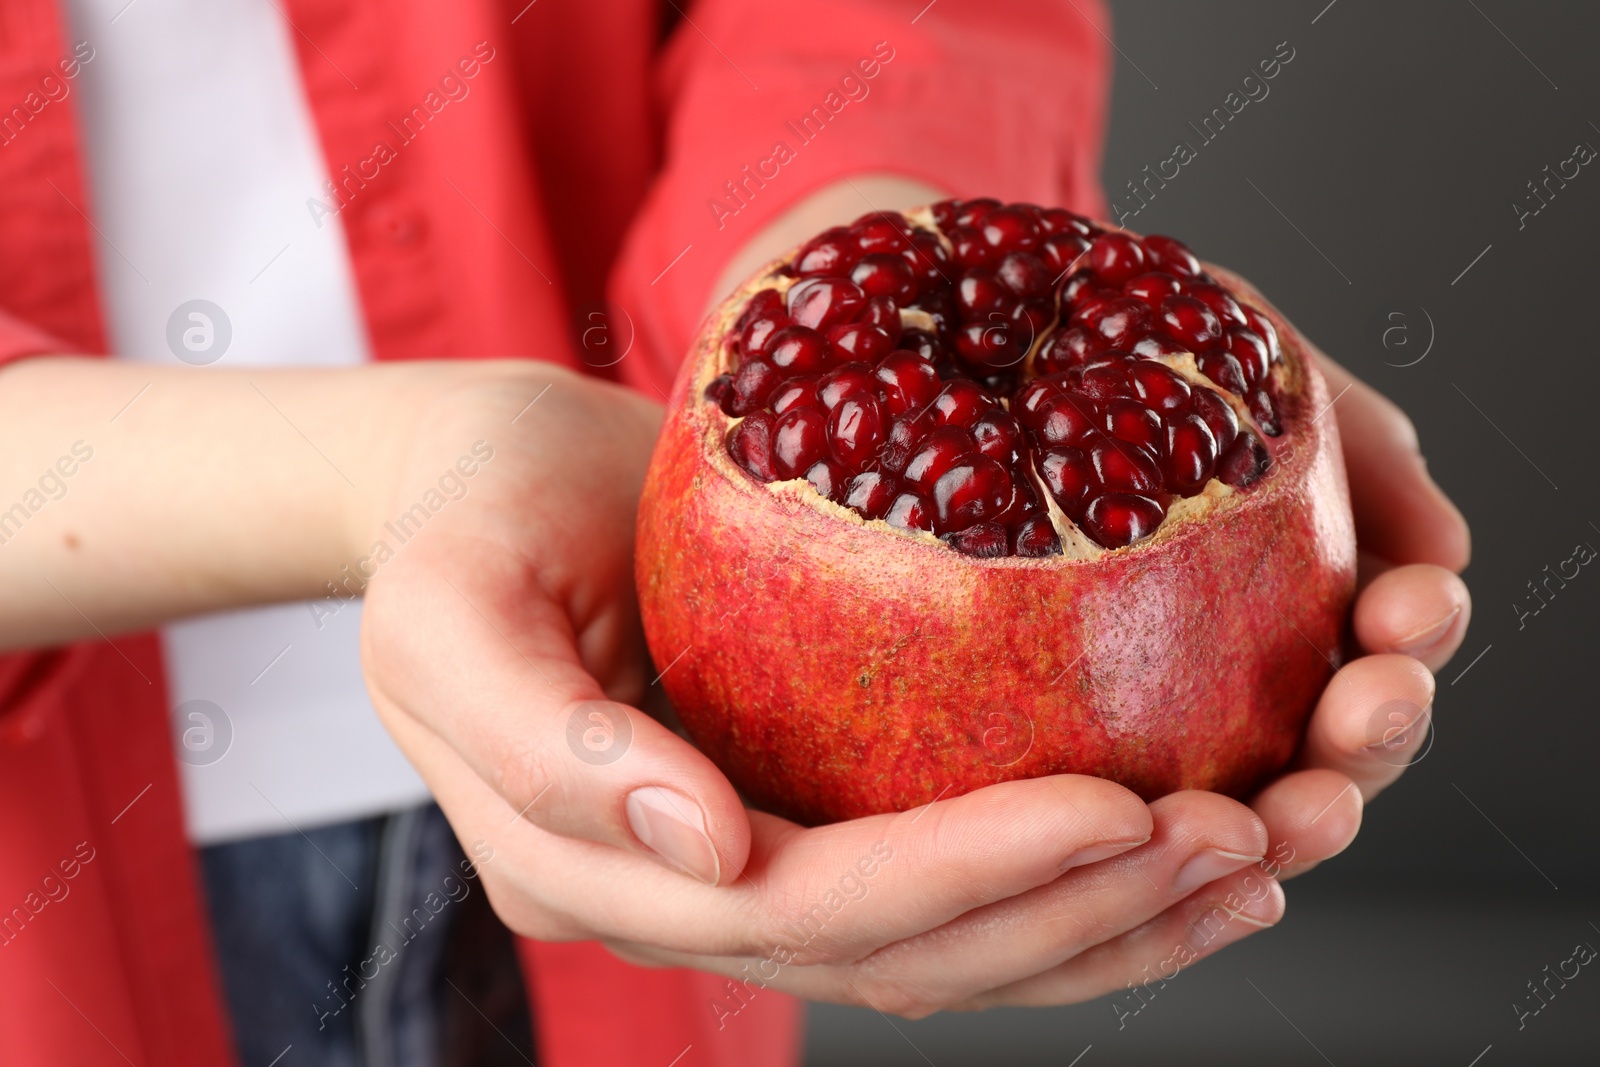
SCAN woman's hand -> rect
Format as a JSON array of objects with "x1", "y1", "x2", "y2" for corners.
[{"x1": 358, "y1": 363, "x2": 1307, "y2": 1014}]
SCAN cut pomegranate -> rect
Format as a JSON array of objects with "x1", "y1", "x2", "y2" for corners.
[{"x1": 639, "y1": 198, "x2": 1358, "y2": 824}]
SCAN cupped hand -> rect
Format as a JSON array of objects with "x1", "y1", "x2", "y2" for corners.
[
  {"x1": 354, "y1": 363, "x2": 1289, "y2": 1013},
  {"x1": 357, "y1": 344, "x2": 1469, "y2": 1015}
]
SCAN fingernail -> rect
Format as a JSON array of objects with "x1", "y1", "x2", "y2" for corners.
[
  {"x1": 1059, "y1": 836, "x2": 1150, "y2": 871},
  {"x1": 625, "y1": 786, "x2": 720, "y2": 885},
  {"x1": 1172, "y1": 849, "x2": 1261, "y2": 895},
  {"x1": 1389, "y1": 606, "x2": 1460, "y2": 657},
  {"x1": 1206, "y1": 878, "x2": 1283, "y2": 930},
  {"x1": 1363, "y1": 705, "x2": 1431, "y2": 755}
]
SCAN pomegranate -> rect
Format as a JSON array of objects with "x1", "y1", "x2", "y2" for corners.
[{"x1": 637, "y1": 201, "x2": 1356, "y2": 825}]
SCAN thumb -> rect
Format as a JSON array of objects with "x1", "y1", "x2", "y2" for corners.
[{"x1": 362, "y1": 554, "x2": 751, "y2": 886}]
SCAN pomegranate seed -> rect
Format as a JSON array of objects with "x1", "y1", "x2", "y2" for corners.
[
  {"x1": 727, "y1": 411, "x2": 779, "y2": 481},
  {"x1": 1197, "y1": 349, "x2": 1248, "y2": 395},
  {"x1": 1013, "y1": 515, "x2": 1061, "y2": 557},
  {"x1": 1040, "y1": 446, "x2": 1094, "y2": 513},
  {"x1": 1077, "y1": 359, "x2": 1135, "y2": 401},
  {"x1": 1243, "y1": 305, "x2": 1282, "y2": 363},
  {"x1": 770, "y1": 375, "x2": 822, "y2": 415},
  {"x1": 851, "y1": 254, "x2": 919, "y2": 303},
  {"x1": 992, "y1": 475, "x2": 1039, "y2": 527},
  {"x1": 795, "y1": 228, "x2": 859, "y2": 277},
  {"x1": 816, "y1": 363, "x2": 875, "y2": 410},
  {"x1": 735, "y1": 288, "x2": 785, "y2": 331},
  {"x1": 856, "y1": 295, "x2": 902, "y2": 340},
  {"x1": 1039, "y1": 232, "x2": 1091, "y2": 275},
  {"x1": 853, "y1": 214, "x2": 910, "y2": 255},
  {"x1": 1123, "y1": 271, "x2": 1182, "y2": 309},
  {"x1": 980, "y1": 207, "x2": 1041, "y2": 253},
  {"x1": 948, "y1": 226, "x2": 996, "y2": 269},
  {"x1": 943, "y1": 521, "x2": 1010, "y2": 557},
  {"x1": 932, "y1": 455, "x2": 1013, "y2": 533},
  {"x1": 873, "y1": 351, "x2": 942, "y2": 416},
  {"x1": 705, "y1": 373, "x2": 733, "y2": 408},
  {"x1": 1090, "y1": 436, "x2": 1161, "y2": 494},
  {"x1": 1060, "y1": 269, "x2": 1100, "y2": 305},
  {"x1": 787, "y1": 278, "x2": 866, "y2": 331},
  {"x1": 929, "y1": 380, "x2": 996, "y2": 427},
  {"x1": 955, "y1": 317, "x2": 1022, "y2": 370},
  {"x1": 1037, "y1": 326, "x2": 1101, "y2": 373},
  {"x1": 1187, "y1": 282, "x2": 1248, "y2": 327},
  {"x1": 1159, "y1": 295, "x2": 1222, "y2": 350},
  {"x1": 740, "y1": 311, "x2": 788, "y2": 359},
  {"x1": 1035, "y1": 394, "x2": 1099, "y2": 447},
  {"x1": 827, "y1": 322, "x2": 895, "y2": 364},
  {"x1": 956, "y1": 270, "x2": 1008, "y2": 318},
  {"x1": 1142, "y1": 235, "x2": 1201, "y2": 277},
  {"x1": 995, "y1": 252, "x2": 1050, "y2": 298},
  {"x1": 903, "y1": 425, "x2": 976, "y2": 492},
  {"x1": 726, "y1": 358, "x2": 782, "y2": 416},
  {"x1": 880, "y1": 407, "x2": 937, "y2": 474},
  {"x1": 930, "y1": 199, "x2": 962, "y2": 229},
  {"x1": 765, "y1": 326, "x2": 833, "y2": 376},
  {"x1": 1104, "y1": 398, "x2": 1163, "y2": 453},
  {"x1": 1088, "y1": 232, "x2": 1146, "y2": 286},
  {"x1": 1164, "y1": 410, "x2": 1218, "y2": 494},
  {"x1": 1247, "y1": 387, "x2": 1282, "y2": 436},
  {"x1": 1129, "y1": 360, "x2": 1192, "y2": 412},
  {"x1": 805, "y1": 458, "x2": 847, "y2": 502},
  {"x1": 902, "y1": 231, "x2": 951, "y2": 288},
  {"x1": 1081, "y1": 493, "x2": 1165, "y2": 548},
  {"x1": 1192, "y1": 387, "x2": 1239, "y2": 453},
  {"x1": 954, "y1": 198, "x2": 1001, "y2": 227},
  {"x1": 1224, "y1": 326, "x2": 1270, "y2": 385},
  {"x1": 772, "y1": 405, "x2": 829, "y2": 479},
  {"x1": 1013, "y1": 375, "x2": 1064, "y2": 425},
  {"x1": 1218, "y1": 432, "x2": 1271, "y2": 487},
  {"x1": 826, "y1": 394, "x2": 887, "y2": 471},
  {"x1": 844, "y1": 470, "x2": 899, "y2": 520},
  {"x1": 972, "y1": 410, "x2": 1026, "y2": 466},
  {"x1": 884, "y1": 491, "x2": 934, "y2": 532},
  {"x1": 897, "y1": 328, "x2": 942, "y2": 364},
  {"x1": 1089, "y1": 297, "x2": 1152, "y2": 347}
]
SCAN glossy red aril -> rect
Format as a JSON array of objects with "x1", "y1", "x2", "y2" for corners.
[
  {"x1": 772, "y1": 406, "x2": 828, "y2": 480},
  {"x1": 827, "y1": 394, "x2": 887, "y2": 472},
  {"x1": 766, "y1": 326, "x2": 831, "y2": 375},
  {"x1": 705, "y1": 199, "x2": 1292, "y2": 557},
  {"x1": 787, "y1": 278, "x2": 866, "y2": 331}
]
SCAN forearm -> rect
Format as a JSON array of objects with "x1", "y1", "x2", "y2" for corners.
[{"x1": 0, "y1": 356, "x2": 508, "y2": 649}]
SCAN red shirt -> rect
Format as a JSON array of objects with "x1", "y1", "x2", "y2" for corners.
[{"x1": 0, "y1": 1, "x2": 1108, "y2": 1063}]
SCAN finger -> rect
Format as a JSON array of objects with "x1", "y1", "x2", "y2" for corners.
[
  {"x1": 1250, "y1": 768, "x2": 1364, "y2": 882},
  {"x1": 608, "y1": 790, "x2": 1268, "y2": 1015},
  {"x1": 1316, "y1": 353, "x2": 1471, "y2": 572},
  {"x1": 953, "y1": 864, "x2": 1286, "y2": 1011},
  {"x1": 380, "y1": 712, "x2": 1156, "y2": 962},
  {"x1": 1353, "y1": 563, "x2": 1472, "y2": 670},
  {"x1": 364, "y1": 541, "x2": 751, "y2": 886},
  {"x1": 1296, "y1": 653, "x2": 1436, "y2": 800}
]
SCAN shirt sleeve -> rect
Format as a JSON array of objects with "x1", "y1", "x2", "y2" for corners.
[{"x1": 609, "y1": 0, "x2": 1111, "y2": 397}]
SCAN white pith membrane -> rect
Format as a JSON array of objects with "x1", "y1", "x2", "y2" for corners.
[{"x1": 698, "y1": 206, "x2": 1301, "y2": 561}]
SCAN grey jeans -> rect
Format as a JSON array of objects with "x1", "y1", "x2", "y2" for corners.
[{"x1": 198, "y1": 803, "x2": 534, "y2": 1067}]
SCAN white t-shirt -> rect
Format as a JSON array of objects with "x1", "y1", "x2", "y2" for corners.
[{"x1": 64, "y1": 0, "x2": 431, "y2": 843}]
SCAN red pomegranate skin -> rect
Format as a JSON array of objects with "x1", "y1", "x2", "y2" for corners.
[{"x1": 636, "y1": 257, "x2": 1356, "y2": 827}]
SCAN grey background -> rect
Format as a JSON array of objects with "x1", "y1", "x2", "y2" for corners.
[{"x1": 805, "y1": 1, "x2": 1600, "y2": 1062}]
